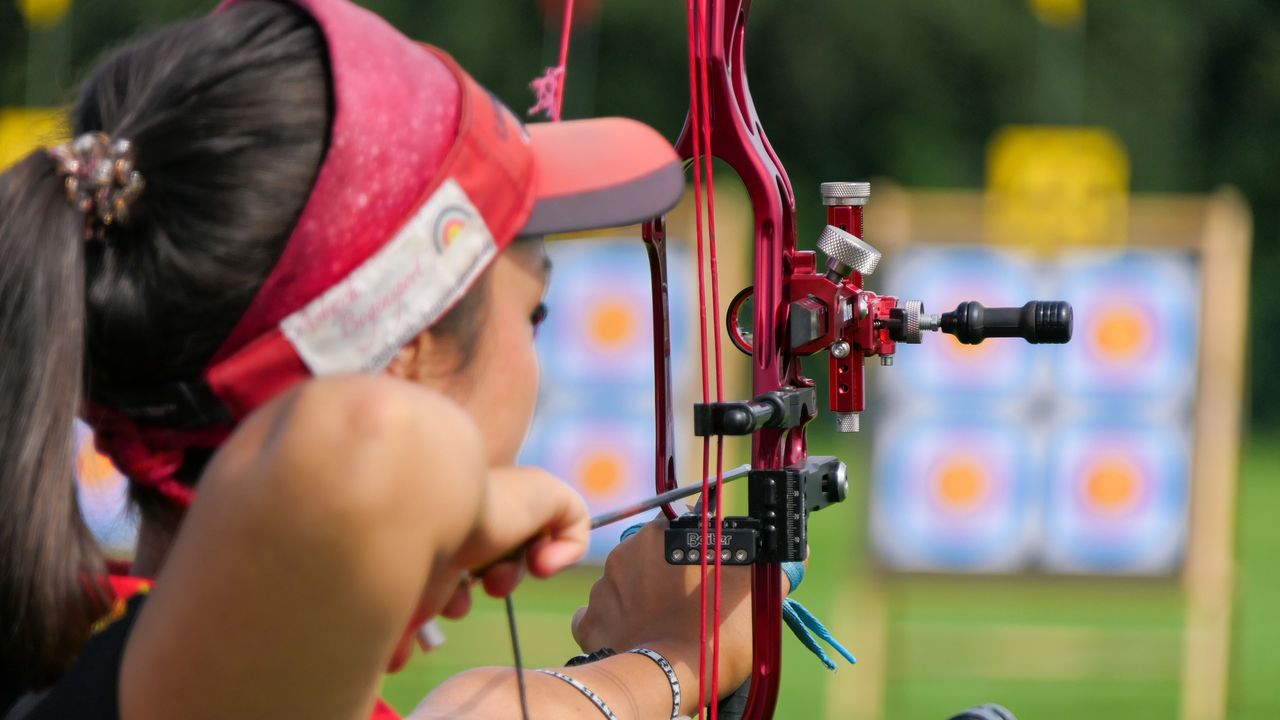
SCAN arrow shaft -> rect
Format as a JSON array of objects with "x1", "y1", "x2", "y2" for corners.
[{"x1": 589, "y1": 464, "x2": 750, "y2": 530}]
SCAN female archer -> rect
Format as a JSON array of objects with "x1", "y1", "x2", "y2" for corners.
[{"x1": 0, "y1": 0, "x2": 762, "y2": 718}]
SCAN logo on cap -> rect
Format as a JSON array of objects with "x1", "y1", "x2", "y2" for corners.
[{"x1": 434, "y1": 207, "x2": 474, "y2": 252}]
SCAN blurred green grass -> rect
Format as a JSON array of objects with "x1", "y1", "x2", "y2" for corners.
[{"x1": 381, "y1": 437, "x2": 1280, "y2": 718}]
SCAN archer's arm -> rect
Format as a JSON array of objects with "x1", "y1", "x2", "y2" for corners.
[{"x1": 120, "y1": 376, "x2": 586, "y2": 720}]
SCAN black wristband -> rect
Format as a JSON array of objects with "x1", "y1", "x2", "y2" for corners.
[{"x1": 565, "y1": 647, "x2": 618, "y2": 667}]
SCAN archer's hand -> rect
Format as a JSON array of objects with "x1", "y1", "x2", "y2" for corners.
[
  {"x1": 457, "y1": 466, "x2": 590, "y2": 598},
  {"x1": 571, "y1": 514, "x2": 769, "y2": 702}
]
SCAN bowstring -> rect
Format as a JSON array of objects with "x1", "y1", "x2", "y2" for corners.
[
  {"x1": 528, "y1": 3, "x2": 727, "y2": 718},
  {"x1": 505, "y1": 4, "x2": 577, "y2": 718},
  {"x1": 506, "y1": 595, "x2": 533, "y2": 719},
  {"x1": 553, "y1": 0, "x2": 575, "y2": 120}
]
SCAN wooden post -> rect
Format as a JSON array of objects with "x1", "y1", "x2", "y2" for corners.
[{"x1": 1178, "y1": 188, "x2": 1251, "y2": 720}]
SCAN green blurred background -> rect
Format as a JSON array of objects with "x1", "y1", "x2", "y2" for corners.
[{"x1": 4, "y1": 0, "x2": 1278, "y2": 717}]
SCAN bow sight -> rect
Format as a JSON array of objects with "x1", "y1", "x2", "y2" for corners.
[{"x1": 666, "y1": 181, "x2": 1073, "y2": 567}]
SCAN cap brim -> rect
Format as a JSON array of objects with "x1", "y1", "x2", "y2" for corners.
[{"x1": 520, "y1": 118, "x2": 685, "y2": 237}]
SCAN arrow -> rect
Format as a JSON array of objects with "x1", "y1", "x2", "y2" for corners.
[{"x1": 589, "y1": 464, "x2": 751, "y2": 530}]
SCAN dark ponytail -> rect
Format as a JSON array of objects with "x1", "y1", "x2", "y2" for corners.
[
  {"x1": 1, "y1": 1, "x2": 494, "y2": 698},
  {"x1": 1, "y1": 1, "x2": 333, "y2": 700},
  {"x1": 0, "y1": 152, "x2": 108, "y2": 702}
]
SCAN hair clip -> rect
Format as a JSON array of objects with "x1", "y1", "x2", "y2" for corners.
[{"x1": 47, "y1": 132, "x2": 146, "y2": 242}]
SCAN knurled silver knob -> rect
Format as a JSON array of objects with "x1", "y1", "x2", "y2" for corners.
[
  {"x1": 835, "y1": 412, "x2": 861, "y2": 433},
  {"x1": 820, "y1": 181, "x2": 871, "y2": 207},
  {"x1": 900, "y1": 299, "x2": 924, "y2": 344},
  {"x1": 817, "y1": 225, "x2": 881, "y2": 276}
]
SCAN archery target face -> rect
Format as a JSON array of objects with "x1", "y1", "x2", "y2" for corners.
[
  {"x1": 1055, "y1": 250, "x2": 1199, "y2": 409},
  {"x1": 74, "y1": 421, "x2": 138, "y2": 559},
  {"x1": 880, "y1": 247, "x2": 1042, "y2": 403},
  {"x1": 521, "y1": 236, "x2": 697, "y2": 562},
  {"x1": 519, "y1": 408, "x2": 656, "y2": 562},
  {"x1": 1041, "y1": 421, "x2": 1190, "y2": 574},
  {"x1": 872, "y1": 245, "x2": 1201, "y2": 577},
  {"x1": 535, "y1": 238, "x2": 691, "y2": 384},
  {"x1": 872, "y1": 414, "x2": 1036, "y2": 573}
]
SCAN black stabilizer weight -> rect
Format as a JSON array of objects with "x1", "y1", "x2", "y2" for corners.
[{"x1": 940, "y1": 301, "x2": 1072, "y2": 345}]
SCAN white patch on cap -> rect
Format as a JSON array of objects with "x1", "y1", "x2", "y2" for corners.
[{"x1": 281, "y1": 179, "x2": 496, "y2": 375}]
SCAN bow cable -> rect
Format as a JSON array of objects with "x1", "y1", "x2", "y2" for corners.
[
  {"x1": 685, "y1": 0, "x2": 728, "y2": 716},
  {"x1": 683, "y1": 0, "x2": 712, "y2": 715},
  {"x1": 694, "y1": 0, "x2": 729, "y2": 712}
]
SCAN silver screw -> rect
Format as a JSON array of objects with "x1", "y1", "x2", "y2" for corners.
[
  {"x1": 819, "y1": 181, "x2": 872, "y2": 206},
  {"x1": 734, "y1": 549, "x2": 749, "y2": 563},
  {"x1": 721, "y1": 549, "x2": 731, "y2": 562},
  {"x1": 881, "y1": 356, "x2": 894, "y2": 366},
  {"x1": 830, "y1": 340, "x2": 851, "y2": 359},
  {"x1": 688, "y1": 549, "x2": 700, "y2": 563},
  {"x1": 671, "y1": 549, "x2": 685, "y2": 562},
  {"x1": 835, "y1": 412, "x2": 860, "y2": 433}
]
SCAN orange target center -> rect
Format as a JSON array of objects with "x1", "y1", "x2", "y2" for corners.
[
  {"x1": 579, "y1": 453, "x2": 625, "y2": 497},
  {"x1": 589, "y1": 301, "x2": 636, "y2": 349},
  {"x1": 943, "y1": 334, "x2": 994, "y2": 361},
  {"x1": 933, "y1": 458, "x2": 988, "y2": 511},
  {"x1": 1093, "y1": 306, "x2": 1148, "y2": 361},
  {"x1": 77, "y1": 445, "x2": 122, "y2": 489},
  {"x1": 1084, "y1": 457, "x2": 1140, "y2": 513}
]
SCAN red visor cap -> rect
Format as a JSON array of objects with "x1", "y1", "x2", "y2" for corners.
[{"x1": 204, "y1": 0, "x2": 683, "y2": 419}]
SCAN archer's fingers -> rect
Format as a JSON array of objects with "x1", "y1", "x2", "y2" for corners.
[
  {"x1": 440, "y1": 580, "x2": 473, "y2": 619},
  {"x1": 526, "y1": 531, "x2": 586, "y2": 579},
  {"x1": 466, "y1": 467, "x2": 589, "y2": 572},
  {"x1": 478, "y1": 558, "x2": 524, "y2": 598},
  {"x1": 570, "y1": 605, "x2": 589, "y2": 650}
]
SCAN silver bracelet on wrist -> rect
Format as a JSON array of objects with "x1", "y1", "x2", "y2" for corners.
[
  {"x1": 627, "y1": 648, "x2": 682, "y2": 720},
  {"x1": 535, "y1": 668, "x2": 618, "y2": 719}
]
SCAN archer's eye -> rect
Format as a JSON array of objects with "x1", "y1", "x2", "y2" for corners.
[{"x1": 530, "y1": 302, "x2": 549, "y2": 332}]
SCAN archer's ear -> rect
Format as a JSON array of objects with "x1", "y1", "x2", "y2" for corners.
[
  {"x1": 384, "y1": 330, "x2": 440, "y2": 382},
  {"x1": 384, "y1": 345, "x2": 416, "y2": 380}
]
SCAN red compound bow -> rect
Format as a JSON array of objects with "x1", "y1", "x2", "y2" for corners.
[{"x1": 530, "y1": 2, "x2": 1073, "y2": 717}]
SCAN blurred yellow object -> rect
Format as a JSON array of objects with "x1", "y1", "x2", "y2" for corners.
[
  {"x1": 1028, "y1": 0, "x2": 1084, "y2": 28},
  {"x1": 16, "y1": 0, "x2": 72, "y2": 28},
  {"x1": 0, "y1": 107, "x2": 66, "y2": 170},
  {"x1": 985, "y1": 125, "x2": 1129, "y2": 252}
]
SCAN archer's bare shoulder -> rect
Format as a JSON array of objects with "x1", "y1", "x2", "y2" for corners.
[{"x1": 198, "y1": 374, "x2": 487, "y2": 543}]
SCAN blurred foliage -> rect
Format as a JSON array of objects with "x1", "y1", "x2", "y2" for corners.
[{"x1": 2, "y1": 0, "x2": 1278, "y2": 426}]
